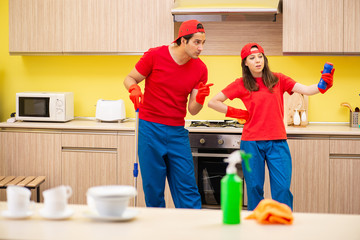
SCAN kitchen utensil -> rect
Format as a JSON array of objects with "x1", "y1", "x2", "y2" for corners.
[
  {"x1": 6, "y1": 186, "x2": 32, "y2": 217},
  {"x1": 42, "y1": 185, "x2": 72, "y2": 215},
  {"x1": 301, "y1": 111, "x2": 307, "y2": 123},
  {"x1": 96, "y1": 99, "x2": 126, "y2": 121},
  {"x1": 293, "y1": 110, "x2": 301, "y2": 125},
  {"x1": 340, "y1": 102, "x2": 354, "y2": 112},
  {"x1": 86, "y1": 185, "x2": 137, "y2": 217}
]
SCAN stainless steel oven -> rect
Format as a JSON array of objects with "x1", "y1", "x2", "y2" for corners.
[{"x1": 189, "y1": 121, "x2": 246, "y2": 209}]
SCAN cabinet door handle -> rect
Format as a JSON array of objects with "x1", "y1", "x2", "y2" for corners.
[
  {"x1": 62, "y1": 147, "x2": 117, "y2": 153},
  {"x1": 330, "y1": 154, "x2": 360, "y2": 159}
]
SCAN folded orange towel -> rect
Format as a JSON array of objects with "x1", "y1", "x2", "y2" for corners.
[{"x1": 245, "y1": 199, "x2": 294, "y2": 225}]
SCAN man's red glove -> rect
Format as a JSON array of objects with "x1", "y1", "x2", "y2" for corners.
[
  {"x1": 196, "y1": 82, "x2": 214, "y2": 105},
  {"x1": 318, "y1": 68, "x2": 335, "y2": 94},
  {"x1": 226, "y1": 106, "x2": 249, "y2": 122},
  {"x1": 128, "y1": 84, "x2": 144, "y2": 110}
]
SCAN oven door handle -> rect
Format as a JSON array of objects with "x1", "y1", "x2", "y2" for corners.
[{"x1": 192, "y1": 153, "x2": 231, "y2": 158}]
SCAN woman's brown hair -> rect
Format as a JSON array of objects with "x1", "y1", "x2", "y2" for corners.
[{"x1": 241, "y1": 50, "x2": 279, "y2": 92}]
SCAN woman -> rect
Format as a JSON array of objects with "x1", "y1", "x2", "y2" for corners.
[{"x1": 208, "y1": 43, "x2": 334, "y2": 210}]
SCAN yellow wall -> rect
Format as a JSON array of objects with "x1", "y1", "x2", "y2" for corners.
[{"x1": 1, "y1": 2, "x2": 359, "y2": 123}]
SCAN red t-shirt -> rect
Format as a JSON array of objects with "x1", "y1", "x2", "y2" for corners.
[
  {"x1": 222, "y1": 73, "x2": 296, "y2": 141},
  {"x1": 135, "y1": 45, "x2": 208, "y2": 126}
]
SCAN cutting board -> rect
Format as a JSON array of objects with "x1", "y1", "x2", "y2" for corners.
[{"x1": 284, "y1": 92, "x2": 309, "y2": 127}]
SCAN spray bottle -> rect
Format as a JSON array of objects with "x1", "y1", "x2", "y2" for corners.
[
  {"x1": 318, "y1": 62, "x2": 333, "y2": 93},
  {"x1": 221, "y1": 150, "x2": 251, "y2": 224}
]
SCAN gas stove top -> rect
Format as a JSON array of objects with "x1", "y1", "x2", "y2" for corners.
[{"x1": 189, "y1": 120, "x2": 244, "y2": 128}]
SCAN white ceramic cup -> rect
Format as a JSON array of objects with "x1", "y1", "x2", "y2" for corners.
[
  {"x1": 6, "y1": 185, "x2": 32, "y2": 216},
  {"x1": 43, "y1": 185, "x2": 72, "y2": 215}
]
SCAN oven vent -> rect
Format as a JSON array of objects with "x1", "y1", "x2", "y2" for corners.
[{"x1": 172, "y1": 0, "x2": 282, "y2": 22}]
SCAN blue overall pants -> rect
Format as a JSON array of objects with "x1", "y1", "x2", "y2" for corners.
[
  {"x1": 138, "y1": 119, "x2": 201, "y2": 209},
  {"x1": 240, "y1": 140, "x2": 293, "y2": 210}
]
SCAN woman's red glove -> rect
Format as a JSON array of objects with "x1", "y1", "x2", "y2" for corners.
[
  {"x1": 226, "y1": 106, "x2": 249, "y2": 122},
  {"x1": 196, "y1": 82, "x2": 214, "y2": 105},
  {"x1": 128, "y1": 84, "x2": 144, "y2": 110},
  {"x1": 318, "y1": 68, "x2": 335, "y2": 94}
]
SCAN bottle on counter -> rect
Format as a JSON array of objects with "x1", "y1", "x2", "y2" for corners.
[{"x1": 221, "y1": 150, "x2": 251, "y2": 224}]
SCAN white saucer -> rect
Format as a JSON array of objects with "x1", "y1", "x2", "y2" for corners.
[
  {"x1": 39, "y1": 207, "x2": 74, "y2": 220},
  {"x1": 83, "y1": 208, "x2": 138, "y2": 222},
  {"x1": 1, "y1": 210, "x2": 33, "y2": 219}
]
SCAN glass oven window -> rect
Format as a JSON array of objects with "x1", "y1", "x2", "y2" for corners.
[{"x1": 19, "y1": 97, "x2": 50, "y2": 117}]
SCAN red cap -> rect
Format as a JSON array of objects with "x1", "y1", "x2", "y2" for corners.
[
  {"x1": 173, "y1": 20, "x2": 205, "y2": 43},
  {"x1": 241, "y1": 43, "x2": 265, "y2": 60}
]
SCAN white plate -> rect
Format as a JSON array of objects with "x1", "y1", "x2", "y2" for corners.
[
  {"x1": 39, "y1": 207, "x2": 74, "y2": 220},
  {"x1": 1, "y1": 210, "x2": 33, "y2": 219},
  {"x1": 83, "y1": 208, "x2": 138, "y2": 222}
]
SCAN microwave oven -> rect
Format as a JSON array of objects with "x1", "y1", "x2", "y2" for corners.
[{"x1": 16, "y1": 92, "x2": 74, "y2": 122}]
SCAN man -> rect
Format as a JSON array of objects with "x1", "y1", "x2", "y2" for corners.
[{"x1": 123, "y1": 20, "x2": 213, "y2": 208}]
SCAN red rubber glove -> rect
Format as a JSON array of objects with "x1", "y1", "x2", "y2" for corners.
[
  {"x1": 196, "y1": 82, "x2": 214, "y2": 105},
  {"x1": 226, "y1": 106, "x2": 249, "y2": 122},
  {"x1": 128, "y1": 84, "x2": 144, "y2": 110},
  {"x1": 318, "y1": 68, "x2": 335, "y2": 94}
]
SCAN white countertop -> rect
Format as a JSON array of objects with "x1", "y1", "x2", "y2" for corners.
[
  {"x1": 1, "y1": 119, "x2": 360, "y2": 136},
  {"x1": 0, "y1": 202, "x2": 359, "y2": 240}
]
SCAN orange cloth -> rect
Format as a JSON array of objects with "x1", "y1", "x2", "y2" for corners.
[{"x1": 245, "y1": 199, "x2": 294, "y2": 225}]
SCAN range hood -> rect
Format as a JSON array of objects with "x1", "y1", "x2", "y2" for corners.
[{"x1": 171, "y1": 0, "x2": 282, "y2": 22}]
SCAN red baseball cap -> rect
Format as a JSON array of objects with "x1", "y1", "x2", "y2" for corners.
[
  {"x1": 241, "y1": 43, "x2": 265, "y2": 60},
  {"x1": 173, "y1": 19, "x2": 205, "y2": 43}
]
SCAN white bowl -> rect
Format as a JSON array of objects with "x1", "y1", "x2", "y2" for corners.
[
  {"x1": 87, "y1": 185, "x2": 137, "y2": 199},
  {"x1": 89, "y1": 196, "x2": 130, "y2": 217},
  {"x1": 86, "y1": 185, "x2": 137, "y2": 217}
]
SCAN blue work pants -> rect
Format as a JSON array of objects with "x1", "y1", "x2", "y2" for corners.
[
  {"x1": 240, "y1": 140, "x2": 293, "y2": 210},
  {"x1": 138, "y1": 119, "x2": 201, "y2": 209}
]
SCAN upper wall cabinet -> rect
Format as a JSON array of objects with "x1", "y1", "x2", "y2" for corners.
[
  {"x1": 9, "y1": 0, "x2": 174, "y2": 54},
  {"x1": 343, "y1": 0, "x2": 360, "y2": 53},
  {"x1": 63, "y1": 0, "x2": 119, "y2": 53},
  {"x1": 9, "y1": 0, "x2": 64, "y2": 53},
  {"x1": 283, "y1": 0, "x2": 360, "y2": 54}
]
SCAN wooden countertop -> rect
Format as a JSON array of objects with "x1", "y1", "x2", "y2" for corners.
[
  {"x1": 1, "y1": 119, "x2": 360, "y2": 136},
  {"x1": 0, "y1": 202, "x2": 359, "y2": 240}
]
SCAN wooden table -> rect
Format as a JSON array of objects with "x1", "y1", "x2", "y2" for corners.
[{"x1": 0, "y1": 202, "x2": 359, "y2": 240}]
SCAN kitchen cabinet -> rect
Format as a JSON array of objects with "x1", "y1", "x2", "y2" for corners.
[
  {"x1": 63, "y1": 0, "x2": 119, "y2": 53},
  {"x1": 329, "y1": 137, "x2": 360, "y2": 214},
  {"x1": 0, "y1": 130, "x2": 62, "y2": 202},
  {"x1": 119, "y1": 0, "x2": 174, "y2": 52},
  {"x1": 344, "y1": 0, "x2": 360, "y2": 53},
  {"x1": 61, "y1": 131, "x2": 118, "y2": 204},
  {"x1": 288, "y1": 137, "x2": 330, "y2": 213},
  {"x1": 9, "y1": 0, "x2": 174, "y2": 54},
  {"x1": 283, "y1": 0, "x2": 344, "y2": 53},
  {"x1": 9, "y1": 0, "x2": 64, "y2": 53}
]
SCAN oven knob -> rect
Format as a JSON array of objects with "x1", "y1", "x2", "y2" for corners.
[
  {"x1": 199, "y1": 138, "x2": 205, "y2": 144},
  {"x1": 218, "y1": 139, "x2": 224, "y2": 145}
]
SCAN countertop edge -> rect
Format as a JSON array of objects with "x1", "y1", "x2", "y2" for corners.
[{"x1": 1, "y1": 120, "x2": 360, "y2": 136}]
